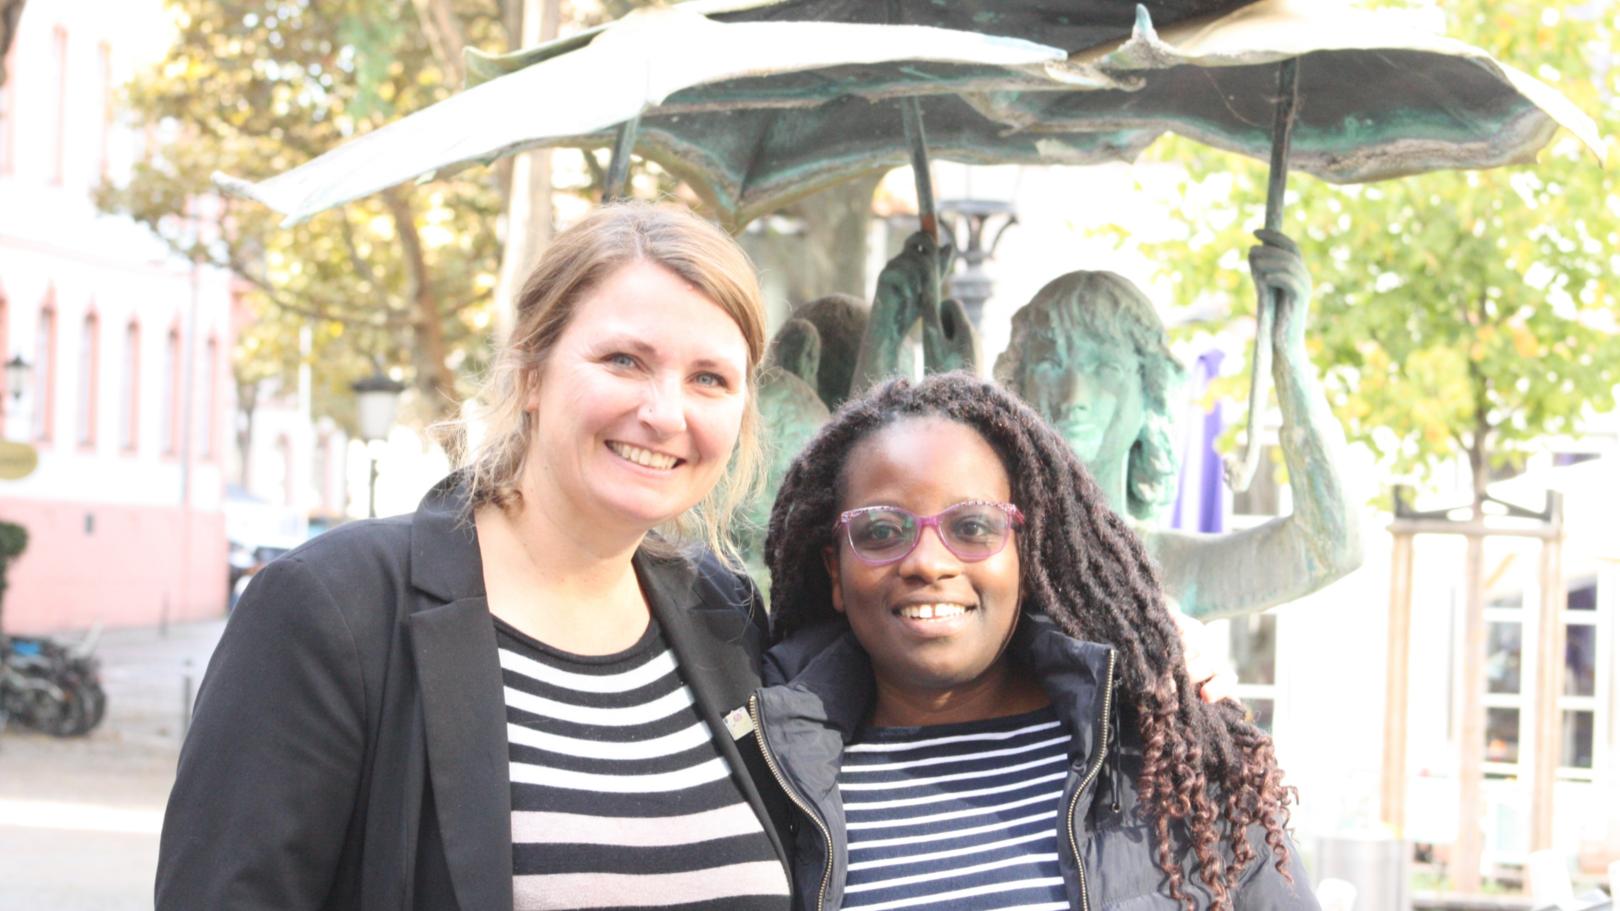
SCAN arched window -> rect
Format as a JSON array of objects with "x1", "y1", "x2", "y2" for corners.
[
  {"x1": 77, "y1": 310, "x2": 99, "y2": 447},
  {"x1": 0, "y1": 43, "x2": 16, "y2": 175},
  {"x1": 0, "y1": 287, "x2": 10, "y2": 412},
  {"x1": 161, "y1": 325, "x2": 180, "y2": 454},
  {"x1": 33, "y1": 293, "x2": 56, "y2": 442},
  {"x1": 95, "y1": 42, "x2": 112, "y2": 179},
  {"x1": 202, "y1": 335, "x2": 219, "y2": 460},
  {"x1": 120, "y1": 320, "x2": 139, "y2": 451},
  {"x1": 49, "y1": 26, "x2": 68, "y2": 186}
]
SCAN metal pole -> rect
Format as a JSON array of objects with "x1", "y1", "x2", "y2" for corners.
[
  {"x1": 602, "y1": 114, "x2": 641, "y2": 202},
  {"x1": 368, "y1": 454, "x2": 379, "y2": 519},
  {"x1": 900, "y1": 98, "x2": 937, "y2": 241},
  {"x1": 1225, "y1": 58, "x2": 1300, "y2": 493}
]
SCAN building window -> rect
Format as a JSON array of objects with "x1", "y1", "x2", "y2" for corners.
[
  {"x1": 50, "y1": 26, "x2": 68, "y2": 185},
  {"x1": 1558, "y1": 580, "x2": 1603, "y2": 777},
  {"x1": 77, "y1": 312, "x2": 99, "y2": 447},
  {"x1": 120, "y1": 321, "x2": 139, "y2": 450},
  {"x1": 0, "y1": 288, "x2": 9, "y2": 412},
  {"x1": 161, "y1": 327, "x2": 180, "y2": 454},
  {"x1": 95, "y1": 42, "x2": 112, "y2": 179},
  {"x1": 202, "y1": 335, "x2": 218, "y2": 460},
  {"x1": 0, "y1": 44, "x2": 16, "y2": 175},
  {"x1": 1215, "y1": 612, "x2": 1279, "y2": 732},
  {"x1": 33, "y1": 298, "x2": 56, "y2": 442},
  {"x1": 1483, "y1": 584, "x2": 1526, "y2": 774}
]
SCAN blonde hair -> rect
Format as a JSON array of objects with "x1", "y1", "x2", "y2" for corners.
[{"x1": 456, "y1": 201, "x2": 767, "y2": 564}]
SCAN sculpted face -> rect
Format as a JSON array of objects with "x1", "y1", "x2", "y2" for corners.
[{"x1": 1018, "y1": 330, "x2": 1145, "y2": 470}]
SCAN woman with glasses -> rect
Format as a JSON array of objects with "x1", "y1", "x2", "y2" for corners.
[
  {"x1": 157, "y1": 202, "x2": 793, "y2": 910},
  {"x1": 754, "y1": 373, "x2": 1318, "y2": 911}
]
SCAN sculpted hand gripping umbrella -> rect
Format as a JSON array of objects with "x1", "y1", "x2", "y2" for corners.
[{"x1": 216, "y1": 0, "x2": 1601, "y2": 489}]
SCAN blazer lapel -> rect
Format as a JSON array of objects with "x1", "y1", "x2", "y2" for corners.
[
  {"x1": 409, "y1": 597, "x2": 512, "y2": 911},
  {"x1": 405, "y1": 477, "x2": 512, "y2": 911},
  {"x1": 638, "y1": 553, "x2": 788, "y2": 867}
]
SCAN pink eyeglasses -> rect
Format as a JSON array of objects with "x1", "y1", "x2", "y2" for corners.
[{"x1": 834, "y1": 500, "x2": 1024, "y2": 566}]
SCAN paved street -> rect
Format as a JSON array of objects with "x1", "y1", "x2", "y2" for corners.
[{"x1": 0, "y1": 619, "x2": 225, "y2": 911}]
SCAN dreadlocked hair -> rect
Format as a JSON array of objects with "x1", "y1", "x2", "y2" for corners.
[{"x1": 764, "y1": 373, "x2": 1296, "y2": 911}]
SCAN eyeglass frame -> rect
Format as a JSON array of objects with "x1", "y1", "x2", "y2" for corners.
[{"x1": 833, "y1": 500, "x2": 1026, "y2": 567}]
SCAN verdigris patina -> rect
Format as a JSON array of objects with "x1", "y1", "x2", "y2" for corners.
[
  {"x1": 850, "y1": 231, "x2": 978, "y2": 396},
  {"x1": 993, "y1": 230, "x2": 1361, "y2": 620}
]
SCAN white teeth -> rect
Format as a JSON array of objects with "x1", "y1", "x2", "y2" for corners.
[
  {"x1": 896, "y1": 603, "x2": 971, "y2": 620},
  {"x1": 609, "y1": 442, "x2": 678, "y2": 470}
]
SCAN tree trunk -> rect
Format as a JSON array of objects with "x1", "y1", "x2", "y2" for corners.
[
  {"x1": 383, "y1": 191, "x2": 459, "y2": 423},
  {"x1": 782, "y1": 175, "x2": 883, "y2": 302},
  {"x1": 0, "y1": 1, "x2": 25, "y2": 87},
  {"x1": 409, "y1": 0, "x2": 467, "y2": 87},
  {"x1": 491, "y1": 0, "x2": 560, "y2": 340}
]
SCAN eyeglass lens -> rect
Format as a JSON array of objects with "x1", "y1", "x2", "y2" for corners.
[{"x1": 845, "y1": 503, "x2": 1013, "y2": 563}]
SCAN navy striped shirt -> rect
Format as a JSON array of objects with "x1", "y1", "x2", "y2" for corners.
[
  {"x1": 838, "y1": 706, "x2": 1073, "y2": 911},
  {"x1": 496, "y1": 617, "x2": 790, "y2": 911}
]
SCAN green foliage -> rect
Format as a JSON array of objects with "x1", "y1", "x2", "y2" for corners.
[
  {"x1": 1122, "y1": 0, "x2": 1619, "y2": 492},
  {"x1": 96, "y1": 0, "x2": 512, "y2": 428},
  {"x1": 0, "y1": 518, "x2": 28, "y2": 627}
]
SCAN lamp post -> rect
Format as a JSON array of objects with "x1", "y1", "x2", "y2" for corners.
[
  {"x1": 351, "y1": 369, "x2": 405, "y2": 518},
  {"x1": 938, "y1": 199, "x2": 1017, "y2": 329},
  {"x1": 4, "y1": 353, "x2": 29, "y2": 437}
]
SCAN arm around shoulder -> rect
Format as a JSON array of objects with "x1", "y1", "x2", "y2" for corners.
[{"x1": 155, "y1": 554, "x2": 371, "y2": 910}]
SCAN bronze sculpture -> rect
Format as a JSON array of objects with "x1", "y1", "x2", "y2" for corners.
[{"x1": 993, "y1": 231, "x2": 1362, "y2": 619}]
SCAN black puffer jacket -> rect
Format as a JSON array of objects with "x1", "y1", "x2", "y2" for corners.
[{"x1": 747, "y1": 615, "x2": 1320, "y2": 911}]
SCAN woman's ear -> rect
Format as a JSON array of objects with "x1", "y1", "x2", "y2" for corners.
[{"x1": 823, "y1": 546, "x2": 846, "y2": 615}]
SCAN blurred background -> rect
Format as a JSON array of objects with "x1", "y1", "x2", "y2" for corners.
[{"x1": 0, "y1": 0, "x2": 1616, "y2": 908}]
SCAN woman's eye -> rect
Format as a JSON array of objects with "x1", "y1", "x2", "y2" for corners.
[
  {"x1": 694, "y1": 372, "x2": 729, "y2": 389},
  {"x1": 606, "y1": 353, "x2": 637, "y2": 369},
  {"x1": 951, "y1": 518, "x2": 995, "y2": 540},
  {"x1": 855, "y1": 521, "x2": 904, "y2": 545}
]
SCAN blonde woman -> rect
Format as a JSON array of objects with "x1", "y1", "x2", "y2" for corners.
[{"x1": 157, "y1": 203, "x2": 792, "y2": 911}]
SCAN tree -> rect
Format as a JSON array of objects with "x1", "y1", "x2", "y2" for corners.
[
  {"x1": 1124, "y1": 0, "x2": 1619, "y2": 508},
  {"x1": 0, "y1": 0, "x2": 24, "y2": 86},
  {"x1": 97, "y1": 0, "x2": 513, "y2": 433},
  {"x1": 0, "y1": 519, "x2": 27, "y2": 633}
]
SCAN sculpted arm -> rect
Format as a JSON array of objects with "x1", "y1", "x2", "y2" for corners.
[
  {"x1": 851, "y1": 232, "x2": 977, "y2": 394},
  {"x1": 1149, "y1": 231, "x2": 1362, "y2": 621}
]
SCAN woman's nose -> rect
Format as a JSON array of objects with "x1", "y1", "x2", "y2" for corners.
[
  {"x1": 896, "y1": 525, "x2": 962, "y2": 581},
  {"x1": 637, "y1": 378, "x2": 687, "y2": 435}
]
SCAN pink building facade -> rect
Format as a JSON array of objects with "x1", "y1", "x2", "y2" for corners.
[{"x1": 0, "y1": 0, "x2": 231, "y2": 632}]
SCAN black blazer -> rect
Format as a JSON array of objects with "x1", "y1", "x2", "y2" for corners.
[{"x1": 156, "y1": 474, "x2": 791, "y2": 910}]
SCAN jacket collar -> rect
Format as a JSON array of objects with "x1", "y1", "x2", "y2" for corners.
[
  {"x1": 409, "y1": 472, "x2": 486, "y2": 604},
  {"x1": 761, "y1": 612, "x2": 1113, "y2": 763}
]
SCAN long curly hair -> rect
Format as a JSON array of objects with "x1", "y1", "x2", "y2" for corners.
[{"x1": 765, "y1": 373, "x2": 1294, "y2": 911}]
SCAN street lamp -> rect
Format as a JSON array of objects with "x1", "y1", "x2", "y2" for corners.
[
  {"x1": 351, "y1": 369, "x2": 405, "y2": 518},
  {"x1": 938, "y1": 199, "x2": 1018, "y2": 329},
  {"x1": 5, "y1": 354, "x2": 29, "y2": 405},
  {"x1": 3, "y1": 354, "x2": 29, "y2": 438}
]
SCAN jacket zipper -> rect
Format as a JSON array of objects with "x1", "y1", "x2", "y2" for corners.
[
  {"x1": 1068, "y1": 649, "x2": 1117, "y2": 911},
  {"x1": 749, "y1": 693, "x2": 834, "y2": 911}
]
